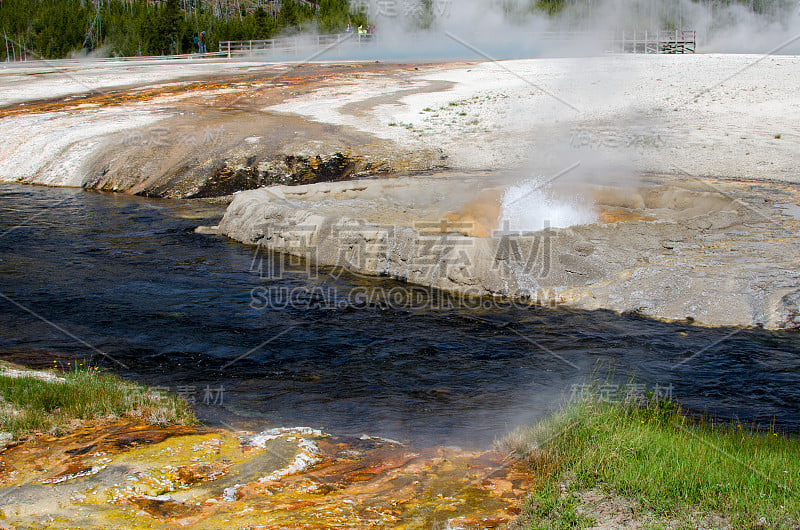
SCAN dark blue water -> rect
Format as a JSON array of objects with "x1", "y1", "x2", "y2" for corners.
[{"x1": 0, "y1": 183, "x2": 798, "y2": 446}]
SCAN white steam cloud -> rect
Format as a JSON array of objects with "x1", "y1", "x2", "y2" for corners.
[
  {"x1": 500, "y1": 179, "x2": 598, "y2": 231},
  {"x1": 306, "y1": 0, "x2": 800, "y2": 60}
]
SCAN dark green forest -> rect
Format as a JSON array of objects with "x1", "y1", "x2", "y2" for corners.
[{"x1": 0, "y1": 0, "x2": 367, "y2": 59}]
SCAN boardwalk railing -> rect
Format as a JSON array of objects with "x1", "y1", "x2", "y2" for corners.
[
  {"x1": 542, "y1": 29, "x2": 696, "y2": 54},
  {"x1": 219, "y1": 29, "x2": 694, "y2": 59},
  {"x1": 219, "y1": 33, "x2": 372, "y2": 58},
  {"x1": 613, "y1": 29, "x2": 696, "y2": 53}
]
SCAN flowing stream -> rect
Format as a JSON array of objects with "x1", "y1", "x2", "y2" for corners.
[{"x1": 0, "y1": 183, "x2": 798, "y2": 447}]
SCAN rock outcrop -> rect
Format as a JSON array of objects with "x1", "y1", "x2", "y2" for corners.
[{"x1": 216, "y1": 174, "x2": 800, "y2": 329}]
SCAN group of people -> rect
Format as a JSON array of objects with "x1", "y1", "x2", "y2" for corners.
[
  {"x1": 345, "y1": 23, "x2": 375, "y2": 36},
  {"x1": 192, "y1": 31, "x2": 207, "y2": 54}
]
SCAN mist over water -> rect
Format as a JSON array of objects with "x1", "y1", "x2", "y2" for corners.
[{"x1": 300, "y1": 0, "x2": 800, "y2": 60}]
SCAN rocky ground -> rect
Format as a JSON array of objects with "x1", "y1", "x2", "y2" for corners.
[
  {"x1": 212, "y1": 171, "x2": 800, "y2": 328},
  {"x1": 0, "y1": 60, "x2": 449, "y2": 196},
  {"x1": 0, "y1": 360, "x2": 531, "y2": 529},
  {"x1": 0, "y1": 418, "x2": 530, "y2": 528}
]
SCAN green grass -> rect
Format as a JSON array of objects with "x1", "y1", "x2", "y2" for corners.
[
  {"x1": 517, "y1": 484, "x2": 595, "y2": 529},
  {"x1": 500, "y1": 388, "x2": 800, "y2": 528},
  {"x1": 0, "y1": 364, "x2": 195, "y2": 438}
]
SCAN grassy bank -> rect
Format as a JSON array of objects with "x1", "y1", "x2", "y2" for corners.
[
  {"x1": 500, "y1": 389, "x2": 800, "y2": 528},
  {"x1": 0, "y1": 362, "x2": 195, "y2": 438}
]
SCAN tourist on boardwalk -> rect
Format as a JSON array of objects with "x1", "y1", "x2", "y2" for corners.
[
  {"x1": 345, "y1": 23, "x2": 352, "y2": 33},
  {"x1": 199, "y1": 31, "x2": 207, "y2": 53},
  {"x1": 193, "y1": 35, "x2": 199, "y2": 53}
]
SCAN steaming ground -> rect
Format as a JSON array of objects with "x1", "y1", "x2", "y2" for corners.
[
  {"x1": 2, "y1": 54, "x2": 798, "y2": 186},
  {"x1": 269, "y1": 53, "x2": 800, "y2": 182}
]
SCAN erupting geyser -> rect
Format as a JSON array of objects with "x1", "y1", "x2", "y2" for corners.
[{"x1": 498, "y1": 179, "x2": 597, "y2": 232}]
